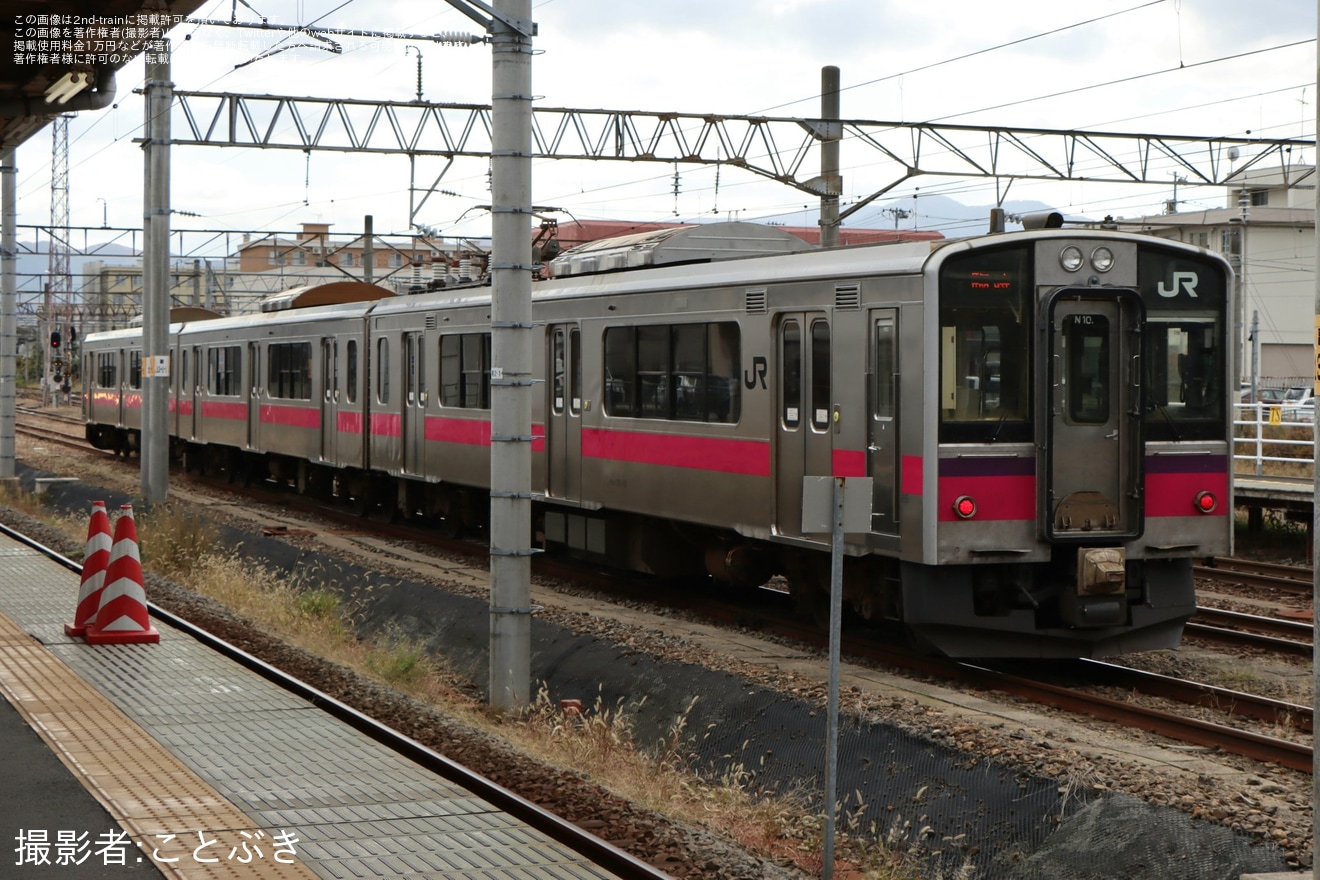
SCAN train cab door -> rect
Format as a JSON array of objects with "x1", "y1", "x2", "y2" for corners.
[
  {"x1": 868, "y1": 310, "x2": 898, "y2": 534},
  {"x1": 1045, "y1": 292, "x2": 1143, "y2": 539},
  {"x1": 775, "y1": 314, "x2": 833, "y2": 539},
  {"x1": 402, "y1": 331, "x2": 427, "y2": 476},
  {"x1": 320, "y1": 337, "x2": 338, "y2": 464},
  {"x1": 545, "y1": 324, "x2": 582, "y2": 502}
]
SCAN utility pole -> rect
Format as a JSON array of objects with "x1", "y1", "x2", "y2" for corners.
[
  {"x1": 141, "y1": 39, "x2": 171, "y2": 505},
  {"x1": 818, "y1": 66, "x2": 840, "y2": 248},
  {"x1": 0, "y1": 147, "x2": 15, "y2": 478},
  {"x1": 441, "y1": 0, "x2": 536, "y2": 712}
]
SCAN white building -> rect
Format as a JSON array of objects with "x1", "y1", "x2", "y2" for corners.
[{"x1": 1119, "y1": 165, "x2": 1315, "y2": 387}]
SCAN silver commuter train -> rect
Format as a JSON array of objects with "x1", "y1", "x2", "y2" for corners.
[{"x1": 83, "y1": 221, "x2": 1234, "y2": 658}]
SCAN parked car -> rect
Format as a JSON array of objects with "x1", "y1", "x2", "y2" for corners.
[
  {"x1": 1239, "y1": 386, "x2": 1287, "y2": 404},
  {"x1": 1282, "y1": 386, "x2": 1316, "y2": 422}
]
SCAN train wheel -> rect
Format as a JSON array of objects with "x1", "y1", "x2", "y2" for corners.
[{"x1": 295, "y1": 461, "x2": 310, "y2": 496}]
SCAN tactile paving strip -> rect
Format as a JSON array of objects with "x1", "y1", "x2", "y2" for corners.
[
  {"x1": 0, "y1": 534, "x2": 621, "y2": 879},
  {"x1": 0, "y1": 612, "x2": 317, "y2": 880}
]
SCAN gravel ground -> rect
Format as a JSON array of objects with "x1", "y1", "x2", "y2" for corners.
[{"x1": 5, "y1": 439, "x2": 1314, "y2": 878}]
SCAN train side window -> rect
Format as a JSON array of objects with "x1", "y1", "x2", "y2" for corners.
[
  {"x1": 267, "y1": 342, "x2": 312, "y2": 400},
  {"x1": 97, "y1": 353, "x2": 116, "y2": 388},
  {"x1": 129, "y1": 350, "x2": 142, "y2": 390},
  {"x1": 345, "y1": 340, "x2": 358, "y2": 404},
  {"x1": 440, "y1": 335, "x2": 460, "y2": 406},
  {"x1": 377, "y1": 338, "x2": 390, "y2": 404},
  {"x1": 637, "y1": 325, "x2": 668, "y2": 418},
  {"x1": 782, "y1": 321, "x2": 801, "y2": 429},
  {"x1": 707, "y1": 323, "x2": 740, "y2": 423},
  {"x1": 462, "y1": 333, "x2": 491, "y2": 409},
  {"x1": 604, "y1": 327, "x2": 635, "y2": 417},
  {"x1": 206, "y1": 345, "x2": 241, "y2": 396},
  {"x1": 810, "y1": 321, "x2": 830, "y2": 431},
  {"x1": 670, "y1": 324, "x2": 704, "y2": 421}
]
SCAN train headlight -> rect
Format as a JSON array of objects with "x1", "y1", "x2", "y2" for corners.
[
  {"x1": 1059, "y1": 246, "x2": 1084, "y2": 272},
  {"x1": 953, "y1": 495, "x2": 977, "y2": 519},
  {"x1": 1194, "y1": 491, "x2": 1217, "y2": 514},
  {"x1": 1090, "y1": 246, "x2": 1115, "y2": 272}
]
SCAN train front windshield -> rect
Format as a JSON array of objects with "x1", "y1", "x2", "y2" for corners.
[
  {"x1": 1137, "y1": 249, "x2": 1228, "y2": 441},
  {"x1": 937, "y1": 247, "x2": 1032, "y2": 444}
]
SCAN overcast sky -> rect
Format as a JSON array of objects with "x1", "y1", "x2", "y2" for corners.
[{"x1": 15, "y1": 0, "x2": 1317, "y2": 248}]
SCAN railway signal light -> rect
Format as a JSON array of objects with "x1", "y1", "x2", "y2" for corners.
[{"x1": 50, "y1": 330, "x2": 60, "y2": 349}]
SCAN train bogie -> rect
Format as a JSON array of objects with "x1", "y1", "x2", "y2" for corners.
[{"x1": 82, "y1": 224, "x2": 1233, "y2": 659}]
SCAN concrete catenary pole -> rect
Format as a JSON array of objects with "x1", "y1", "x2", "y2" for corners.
[
  {"x1": 142, "y1": 40, "x2": 171, "y2": 505},
  {"x1": 819, "y1": 65, "x2": 840, "y2": 249},
  {"x1": 0, "y1": 147, "x2": 15, "y2": 477},
  {"x1": 488, "y1": 0, "x2": 535, "y2": 712},
  {"x1": 1312, "y1": 0, "x2": 1319, "y2": 868}
]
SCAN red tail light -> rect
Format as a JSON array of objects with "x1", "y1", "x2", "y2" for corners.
[
  {"x1": 953, "y1": 495, "x2": 977, "y2": 519},
  {"x1": 1194, "y1": 491, "x2": 1217, "y2": 514}
]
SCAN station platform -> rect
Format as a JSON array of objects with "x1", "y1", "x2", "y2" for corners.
[{"x1": 0, "y1": 529, "x2": 623, "y2": 879}]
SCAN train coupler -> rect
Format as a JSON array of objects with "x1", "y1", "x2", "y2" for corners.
[{"x1": 1059, "y1": 547, "x2": 1128, "y2": 628}]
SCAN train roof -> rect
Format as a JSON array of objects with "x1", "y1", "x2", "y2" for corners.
[{"x1": 544, "y1": 221, "x2": 811, "y2": 278}]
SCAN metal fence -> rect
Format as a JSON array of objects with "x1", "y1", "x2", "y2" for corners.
[{"x1": 1232, "y1": 403, "x2": 1315, "y2": 476}]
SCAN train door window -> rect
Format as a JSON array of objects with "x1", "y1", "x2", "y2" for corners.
[
  {"x1": 1063, "y1": 315, "x2": 1109, "y2": 425},
  {"x1": 345, "y1": 340, "x2": 358, "y2": 404},
  {"x1": 782, "y1": 320, "x2": 801, "y2": 428},
  {"x1": 376, "y1": 338, "x2": 390, "y2": 404},
  {"x1": 874, "y1": 318, "x2": 895, "y2": 419},
  {"x1": 323, "y1": 339, "x2": 337, "y2": 401},
  {"x1": 552, "y1": 329, "x2": 565, "y2": 415},
  {"x1": 180, "y1": 350, "x2": 188, "y2": 393},
  {"x1": 129, "y1": 350, "x2": 142, "y2": 389},
  {"x1": 406, "y1": 334, "x2": 418, "y2": 404},
  {"x1": 570, "y1": 328, "x2": 582, "y2": 415},
  {"x1": 810, "y1": 321, "x2": 830, "y2": 431}
]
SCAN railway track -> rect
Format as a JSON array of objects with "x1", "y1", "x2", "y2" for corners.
[
  {"x1": 0, "y1": 518, "x2": 675, "y2": 880},
  {"x1": 1196, "y1": 556, "x2": 1314, "y2": 598},
  {"x1": 17, "y1": 407, "x2": 1317, "y2": 775}
]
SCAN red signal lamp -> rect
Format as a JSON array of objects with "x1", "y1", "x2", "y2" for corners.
[
  {"x1": 1194, "y1": 491, "x2": 1217, "y2": 514},
  {"x1": 953, "y1": 495, "x2": 977, "y2": 519}
]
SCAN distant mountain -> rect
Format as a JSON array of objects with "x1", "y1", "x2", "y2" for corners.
[
  {"x1": 13, "y1": 240, "x2": 140, "y2": 298},
  {"x1": 758, "y1": 195, "x2": 1081, "y2": 239}
]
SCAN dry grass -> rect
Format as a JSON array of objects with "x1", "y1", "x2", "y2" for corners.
[{"x1": 39, "y1": 501, "x2": 915, "y2": 877}]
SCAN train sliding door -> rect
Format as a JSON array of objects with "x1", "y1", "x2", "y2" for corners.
[
  {"x1": 402, "y1": 331, "x2": 427, "y2": 476},
  {"x1": 320, "y1": 337, "x2": 338, "y2": 464},
  {"x1": 774, "y1": 313, "x2": 832, "y2": 539},
  {"x1": 545, "y1": 324, "x2": 582, "y2": 502},
  {"x1": 1045, "y1": 292, "x2": 1143, "y2": 538},
  {"x1": 868, "y1": 310, "x2": 898, "y2": 534}
]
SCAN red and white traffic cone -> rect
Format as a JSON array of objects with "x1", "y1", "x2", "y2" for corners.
[
  {"x1": 86, "y1": 505, "x2": 160, "y2": 645},
  {"x1": 65, "y1": 500, "x2": 113, "y2": 638}
]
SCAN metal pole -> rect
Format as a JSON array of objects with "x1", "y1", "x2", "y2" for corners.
[
  {"x1": 0, "y1": 147, "x2": 15, "y2": 477},
  {"x1": 488, "y1": 0, "x2": 534, "y2": 712},
  {"x1": 822, "y1": 477, "x2": 844, "y2": 879},
  {"x1": 141, "y1": 40, "x2": 171, "y2": 505},
  {"x1": 362, "y1": 215, "x2": 373, "y2": 284},
  {"x1": 1311, "y1": 1, "x2": 1319, "y2": 871},
  {"x1": 819, "y1": 66, "x2": 840, "y2": 249}
]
